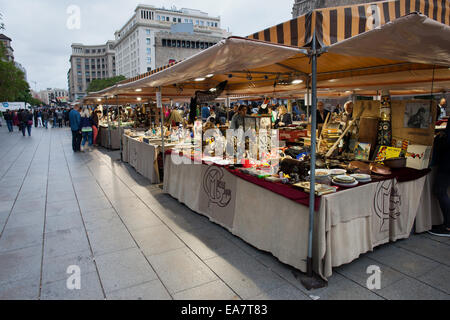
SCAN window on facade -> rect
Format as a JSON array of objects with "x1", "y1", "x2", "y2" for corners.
[
  {"x1": 200, "y1": 21, "x2": 204, "y2": 26},
  {"x1": 167, "y1": 40, "x2": 171, "y2": 47},
  {"x1": 77, "y1": 64, "x2": 81, "y2": 70},
  {"x1": 147, "y1": 48, "x2": 151, "y2": 55},
  {"x1": 173, "y1": 17, "x2": 177, "y2": 22},
  {"x1": 207, "y1": 22, "x2": 210, "y2": 27},
  {"x1": 166, "y1": 17, "x2": 169, "y2": 21},
  {"x1": 178, "y1": 18, "x2": 181, "y2": 23},
  {"x1": 195, "y1": 20, "x2": 199, "y2": 25},
  {"x1": 200, "y1": 42, "x2": 204, "y2": 49},
  {"x1": 177, "y1": 40, "x2": 181, "y2": 48},
  {"x1": 186, "y1": 41, "x2": 190, "y2": 48},
  {"x1": 161, "y1": 16, "x2": 165, "y2": 20},
  {"x1": 172, "y1": 40, "x2": 176, "y2": 47},
  {"x1": 184, "y1": 19, "x2": 189, "y2": 23},
  {"x1": 157, "y1": 15, "x2": 160, "y2": 20},
  {"x1": 162, "y1": 39, "x2": 167, "y2": 47},
  {"x1": 182, "y1": 41, "x2": 186, "y2": 48},
  {"x1": 146, "y1": 38, "x2": 151, "y2": 45},
  {"x1": 147, "y1": 57, "x2": 151, "y2": 64},
  {"x1": 85, "y1": 49, "x2": 90, "y2": 53},
  {"x1": 196, "y1": 41, "x2": 200, "y2": 49},
  {"x1": 146, "y1": 29, "x2": 151, "y2": 35}
]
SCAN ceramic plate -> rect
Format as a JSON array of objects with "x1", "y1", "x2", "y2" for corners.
[
  {"x1": 332, "y1": 180, "x2": 359, "y2": 187},
  {"x1": 308, "y1": 169, "x2": 331, "y2": 177},
  {"x1": 333, "y1": 175, "x2": 355, "y2": 183},
  {"x1": 350, "y1": 174, "x2": 372, "y2": 181},
  {"x1": 330, "y1": 169, "x2": 347, "y2": 176}
]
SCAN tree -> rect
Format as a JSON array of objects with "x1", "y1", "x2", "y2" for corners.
[
  {"x1": 87, "y1": 75, "x2": 126, "y2": 93},
  {"x1": 0, "y1": 43, "x2": 38, "y2": 104}
]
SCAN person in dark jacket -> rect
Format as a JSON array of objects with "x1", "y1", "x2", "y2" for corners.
[
  {"x1": 429, "y1": 121, "x2": 450, "y2": 237},
  {"x1": 33, "y1": 109, "x2": 38, "y2": 128},
  {"x1": 42, "y1": 110, "x2": 49, "y2": 129},
  {"x1": 80, "y1": 106, "x2": 93, "y2": 152},
  {"x1": 4, "y1": 110, "x2": 14, "y2": 132},
  {"x1": 274, "y1": 105, "x2": 293, "y2": 129},
  {"x1": 19, "y1": 109, "x2": 32, "y2": 136},
  {"x1": 69, "y1": 106, "x2": 82, "y2": 152}
]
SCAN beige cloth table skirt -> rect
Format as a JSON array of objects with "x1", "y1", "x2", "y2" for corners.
[
  {"x1": 163, "y1": 154, "x2": 439, "y2": 280},
  {"x1": 122, "y1": 135, "x2": 160, "y2": 184},
  {"x1": 98, "y1": 126, "x2": 121, "y2": 150}
]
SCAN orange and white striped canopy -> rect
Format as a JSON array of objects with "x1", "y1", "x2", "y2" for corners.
[{"x1": 248, "y1": 0, "x2": 449, "y2": 48}]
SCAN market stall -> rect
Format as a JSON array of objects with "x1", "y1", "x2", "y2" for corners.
[
  {"x1": 163, "y1": 151, "x2": 441, "y2": 279},
  {"x1": 80, "y1": 0, "x2": 449, "y2": 282}
]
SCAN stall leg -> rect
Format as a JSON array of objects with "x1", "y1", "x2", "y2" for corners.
[{"x1": 300, "y1": 32, "x2": 327, "y2": 290}]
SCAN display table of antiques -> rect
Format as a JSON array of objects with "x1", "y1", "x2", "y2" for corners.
[
  {"x1": 98, "y1": 122, "x2": 134, "y2": 150},
  {"x1": 122, "y1": 129, "x2": 182, "y2": 184},
  {"x1": 163, "y1": 150, "x2": 442, "y2": 280}
]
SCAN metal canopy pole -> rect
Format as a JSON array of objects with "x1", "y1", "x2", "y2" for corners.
[
  {"x1": 158, "y1": 87, "x2": 165, "y2": 170},
  {"x1": 305, "y1": 31, "x2": 318, "y2": 283},
  {"x1": 117, "y1": 95, "x2": 123, "y2": 161},
  {"x1": 106, "y1": 97, "x2": 111, "y2": 150},
  {"x1": 306, "y1": 78, "x2": 310, "y2": 123}
]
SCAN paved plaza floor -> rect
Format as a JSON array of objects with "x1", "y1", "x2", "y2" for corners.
[{"x1": 0, "y1": 126, "x2": 449, "y2": 300}]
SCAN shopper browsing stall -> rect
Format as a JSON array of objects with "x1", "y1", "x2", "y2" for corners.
[{"x1": 230, "y1": 105, "x2": 247, "y2": 130}]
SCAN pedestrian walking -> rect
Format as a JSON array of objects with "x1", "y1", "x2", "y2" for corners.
[
  {"x1": 33, "y1": 109, "x2": 38, "y2": 128},
  {"x1": 80, "y1": 107, "x2": 93, "y2": 152},
  {"x1": 42, "y1": 109, "x2": 49, "y2": 129},
  {"x1": 57, "y1": 109, "x2": 63, "y2": 128},
  {"x1": 4, "y1": 110, "x2": 14, "y2": 132},
  {"x1": 69, "y1": 106, "x2": 82, "y2": 152},
  {"x1": 52, "y1": 109, "x2": 58, "y2": 128},
  {"x1": 64, "y1": 109, "x2": 70, "y2": 127},
  {"x1": 13, "y1": 111, "x2": 19, "y2": 131},
  {"x1": 0, "y1": 110, "x2": 3, "y2": 127},
  {"x1": 19, "y1": 109, "x2": 32, "y2": 137},
  {"x1": 37, "y1": 110, "x2": 43, "y2": 127}
]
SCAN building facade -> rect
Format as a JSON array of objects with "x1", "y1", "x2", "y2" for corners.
[
  {"x1": 0, "y1": 34, "x2": 14, "y2": 61},
  {"x1": 292, "y1": 0, "x2": 384, "y2": 17},
  {"x1": 114, "y1": 5, "x2": 230, "y2": 78},
  {"x1": 39, "y1": 88, "x2": 69, "y2": 105},
  {"x1": 68, "y1": 41, "x2": 116, "y2": 101}
]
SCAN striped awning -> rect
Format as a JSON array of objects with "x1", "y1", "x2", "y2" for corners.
[{"x1": 248, "y1": 0, "x2": 449, "y2": 48}]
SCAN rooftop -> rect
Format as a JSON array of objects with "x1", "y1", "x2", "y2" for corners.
[{"x1": 0, "y1": 33, "x2": 12, "y2": 41}]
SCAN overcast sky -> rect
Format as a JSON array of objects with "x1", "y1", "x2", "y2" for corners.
[{"x1": 0, "y1": 0, "x2": 295, "y2": 92}]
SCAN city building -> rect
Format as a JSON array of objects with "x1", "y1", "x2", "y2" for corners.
[
  {"x1": 114, "y1": 5, "x2": 230, "y2": 78},
  {"x1": 292, "y1": 0, "x2": 384, "y2": 17},
  {"x1": 0, "y1": 33, "x2": 14, "y2": 61},
  {"x1": 68, "y1": 41, "x2": 116, "y2": 101},
  {"x1": 39, "y1": 88, "x2": 69, "y2": 105}
]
